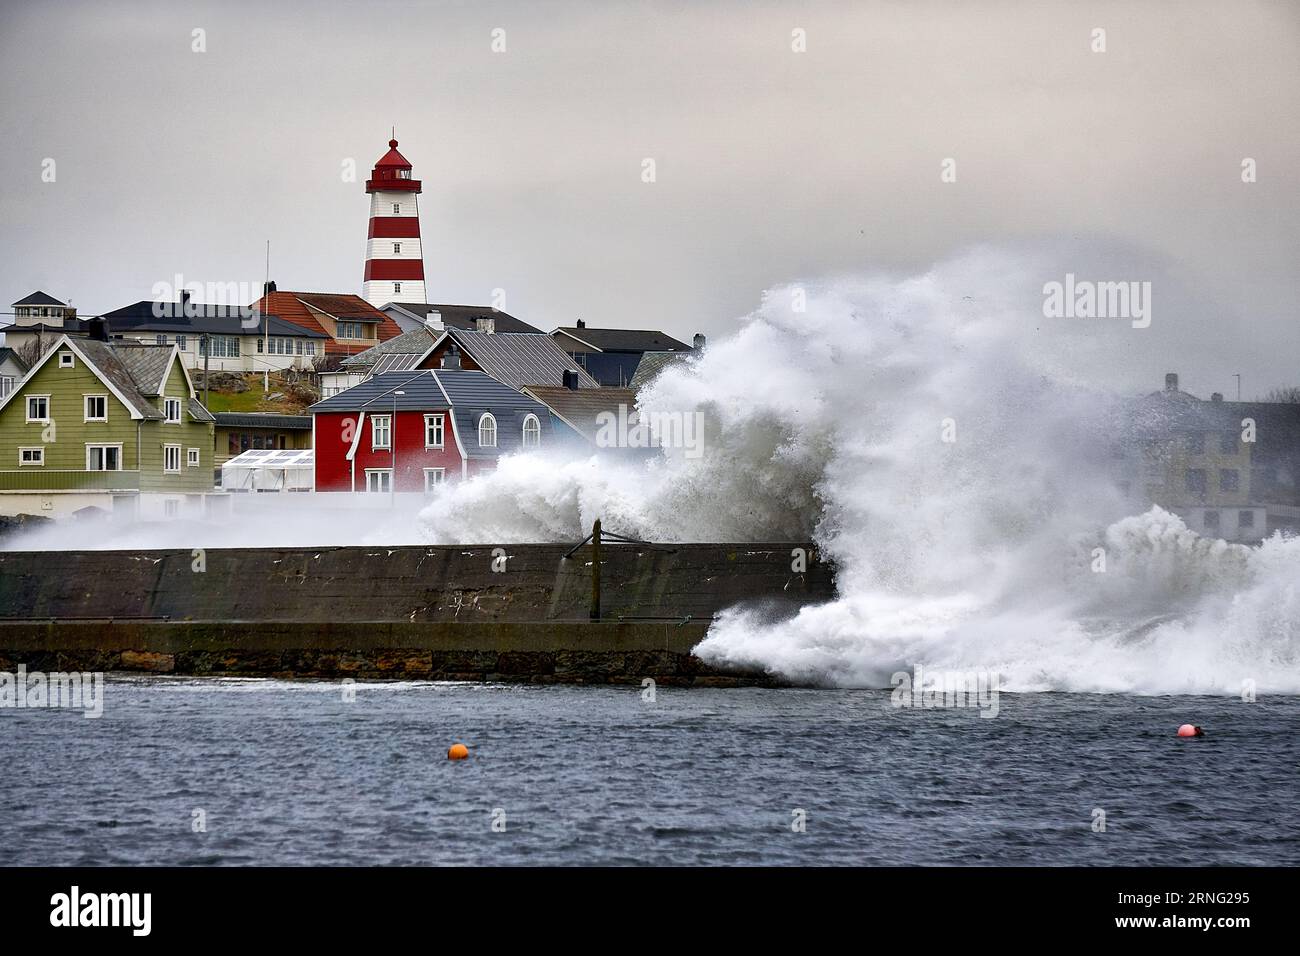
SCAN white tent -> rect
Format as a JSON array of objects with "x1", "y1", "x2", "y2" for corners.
[{"x1": 220, "y1": 448, "x2": 314, "y2": 491}]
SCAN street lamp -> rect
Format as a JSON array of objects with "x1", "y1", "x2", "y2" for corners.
[{"x1": 391, "y1": 390, "x2": 404, "y2": 505}]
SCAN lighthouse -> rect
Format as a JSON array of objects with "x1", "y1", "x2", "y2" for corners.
[{"x1": 362, "y1": 137, "x2": 426, "y2": 307}]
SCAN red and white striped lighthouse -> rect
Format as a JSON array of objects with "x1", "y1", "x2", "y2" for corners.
[{"x1": 362, "y1": 137, "x2": 426, "y2": 307}]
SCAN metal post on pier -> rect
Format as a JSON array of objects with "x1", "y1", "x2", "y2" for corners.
[{"x1": 590, "y1": 518, "x2": 601, "y2": 621}]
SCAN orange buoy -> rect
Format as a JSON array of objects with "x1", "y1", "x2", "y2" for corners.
[
  {"x1": 447, "y1": 743, "x2": 470, "y2": 760},
  {"x1": 1177, "y1": 724, "x2": 1204, "y2": 738}
]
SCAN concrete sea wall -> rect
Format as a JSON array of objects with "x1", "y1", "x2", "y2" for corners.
[{"x1": 0, "y1": 543, "x2": 833, "y2": 684}]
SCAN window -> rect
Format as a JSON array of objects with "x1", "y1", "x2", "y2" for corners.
[
  {"x1": 26, "y1": 395, "x2": 50, "y2": 422},
  {"x1": 257, "y1": 338, "x2": 264, "y2": 353},
  {"x1": 522, "y1": 414, "x2": 541, "y2": 448},
  {"x1": 86, "y1": 444, "x2": 122, "y2": 471},
  {"x1": 19, "y1": 447, "x2": 44, "y2": 466},
  {"x1": 424, "y1": 468, "x2": 445, "y2": 491},
  {"x1": 306, "y1": 341, "x2": 316, "y2": 356},
  {"x1": 393, "y1": 203, "x2": 401, "y2": 214},
  {"x1": 199, "y1": 336, "x2": 240, "y2": 358},
  {"x1": 1185, "y1": 469, "x2": 1207, "y2": 498},
  {"x1": 59, "y1": 351, "x2": 74, "y2": 368},
  {"x1": 155, "y1": 334, "x2": 168, "y2": 346},
  {"x1": 163, "y1": 444, "x2": 182, "y2": 473},
  {"x1": 0, "y1": 375, "x2": 14, "y2": 397},
  {"x1": 338, "y1": 321, "x2": 363, "y2": 339},
  {"x1": 1220, "y1": 469, "x2": 1240, "y2": 493},
  {"x1": 393, "y1": 243, "x2": 401, "y2": 254},
  {"x1": 425, "y1": 414, "x2": 444, "y2": 448},
  {"x1": 164, "y1": 398, "x2": 182, "y2": 423},
  {"x1": 187, "y1": 447, "x2": 200, "y2": 467},
  {"x1": 365, "y1": 469, "x2": 393, "y2": 493},
  {"x1": 1203, "y1": 510, "x2": 1220, "y2": 531},
  {"x1": 1185, "y1": 433, "x2": 1205, "y2": 454},
  {"x1": 372, "y1": 414, "x2": 391, "y2": 450},
  {"x1": 1239, "y1": 510, "x2": 1256, "y2": 529},
  {"x1": 175, "y1": 335, "x2": 186, "y2": 351},
  {"x1": 393, "y1": 282, "x2": 401, "y2": 294},
  {"x1": 84, "y1": 395, "x2": 108, "y2": 422},
  {"x1": 478, "y1": 413, "x2": 497, "y2": 448},
  {"x1": 1220, "y1": 432, "x2": 1237, "y2": 454},
  {"x1": 296, "y1": 340, "x2": 303, "y2": 355}
]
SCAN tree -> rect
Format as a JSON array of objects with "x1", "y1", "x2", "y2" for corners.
[{"x1": 1262, "y1": 386, "x2": 1300, "y2": 404}]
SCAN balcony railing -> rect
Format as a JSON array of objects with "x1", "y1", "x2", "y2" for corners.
[{"x1": 0, "y1": 470, "x2": 142, "y2": 491}]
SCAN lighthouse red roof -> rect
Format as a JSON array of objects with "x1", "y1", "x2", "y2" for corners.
[{"x1": 374, "y1": 139, "x2": 411, "y2": 168}]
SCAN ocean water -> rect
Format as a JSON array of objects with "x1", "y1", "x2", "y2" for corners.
[{"x1": 1, "y1": 676, "x2": 1296, "y2": 866}]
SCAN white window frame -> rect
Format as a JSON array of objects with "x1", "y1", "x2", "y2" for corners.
[
  {"x1": 365, "y1": 468, "x2": 393, "y2": 493},
  {"x1": 187, "y1": 447, "x2": 201, "y2": 467},
  {"x1": 18, "y1": 447, "x2": 44, "y2": 466},
  {"x1": 58, "y1": 351, "x2": 75, "y2": 368},
  {"x1": 26, "y1": 395, "x2": 50, "y2": 423},
  {"x1": 86, "y1": 443, "x2": 123, "y2": 472},
  {"x1": 423, "y1": 468, "x2": 445, "y2": 491},
  {"x1": 424, "y1": 414, "x2": 445, "y2": 449},
  {"x1": 163, "y1": 443, "x2": 182, "y2": 474},
  {"x1": 84, "y1": 394, "x2": 108, "y2": 422},
  {"x1": 164, "y1": 398, "x2": 182, "y2": 423},
  {"x1": 478, "y1": 412, "x2": 497, "y2": 448},
  {"x1": 0, "y1": 375, "x2": 14, "y2": 398},
  {"x1": 371, "y1": 414, "x2": 392, "y2": 450},
  {"x1": 522, "y1": 413, "x2": 541, "y2": 448}
]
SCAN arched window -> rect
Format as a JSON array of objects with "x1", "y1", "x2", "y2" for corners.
[
  {"x1": 522, "y1": 414, "x2": 541, "y2": 448},
  {"x1": 478, "y1": 413, "x2": 497, "y2": 448}
]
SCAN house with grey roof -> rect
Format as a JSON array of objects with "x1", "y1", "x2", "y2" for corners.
[
  {"x1": 551, "y1": 321, "x2": 699, "y2": 386},
  {"x1": 0, "y1": 323, "x2": 216, "y2": 518},
  {"x1": 309, "y1": 355, "x2": 553, "y2": 492}
]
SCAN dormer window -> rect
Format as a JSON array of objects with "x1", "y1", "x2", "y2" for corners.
[
  {"x1": 164, "y1": 398, "x2": 182, "y2": 423},
  {"x1": 59, "y1": 352, "x2": 74, "y2": 368},
  {"x1": 478, "y1": 413, "x2": 497, "y2": 448}
]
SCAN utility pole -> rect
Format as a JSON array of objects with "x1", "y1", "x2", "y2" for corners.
[
  {"x1": 202, "y1": 333, "x2": 210, "y2": 408},
  {"x1": 1234, "y1": 373, "x2": 1241, "y2": 401}
]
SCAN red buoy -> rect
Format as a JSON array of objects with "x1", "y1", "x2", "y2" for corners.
[{"x1": 1177, "y1": 724, "x2": 1204, "y2": 738}]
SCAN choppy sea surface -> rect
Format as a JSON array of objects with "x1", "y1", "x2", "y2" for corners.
[{"x1": 1, "y1": 677, "x2": 1296, "y2": 866}]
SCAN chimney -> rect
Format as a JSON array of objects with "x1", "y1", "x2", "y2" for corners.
[
  {"x1": 1165, "y1": 373, "x2": 1179, "y2": 392},
  {"x1": 576, "y1": 319, "x2": 586, "y2": 329},
  {"x1": 693, "y1": 333, "x2": 706, "y2": 351},
  {"x1": 1211, "y1": 392, "x2": 1223, "y2": 402},
  {"x1": 263, "y1": 280, "x2": 277, "y2": 296},
  {"x1": 424, "y1": 310, "x2": 444, "y2": 331},
  {"x1": 562, "y1": 369, "x2": 579, "y2": 390},
  {"x1": 441, "y1": 344, "x2": 461, "y2": 370},
  {"x1": 88, "y1": 317, "x2": 110, "y2": 342},
  {"x1": 475, "y1": 315, "x2": 495, "y2": 335}
]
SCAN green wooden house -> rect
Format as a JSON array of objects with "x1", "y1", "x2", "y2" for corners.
[{"x1": 0, "y1": 330, "x2": 216, "y2": 518}]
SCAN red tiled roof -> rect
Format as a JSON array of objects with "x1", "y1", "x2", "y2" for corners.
[{"x1": 247, "y1": 291, "x2": 405, "y2": 357}]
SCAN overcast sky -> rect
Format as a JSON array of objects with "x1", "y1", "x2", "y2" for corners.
[{"x1": 1, "y1": 0, "x2": 1296, "y2": 397}]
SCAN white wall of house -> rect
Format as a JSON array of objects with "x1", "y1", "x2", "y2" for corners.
[{"x1": 119, "y1": 334, "x2": 321, "y2": 373}]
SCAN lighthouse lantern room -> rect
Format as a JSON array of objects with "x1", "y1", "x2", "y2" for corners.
[{"x1": 362, "y1": 137, "x2": 426, "y2": 307}]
